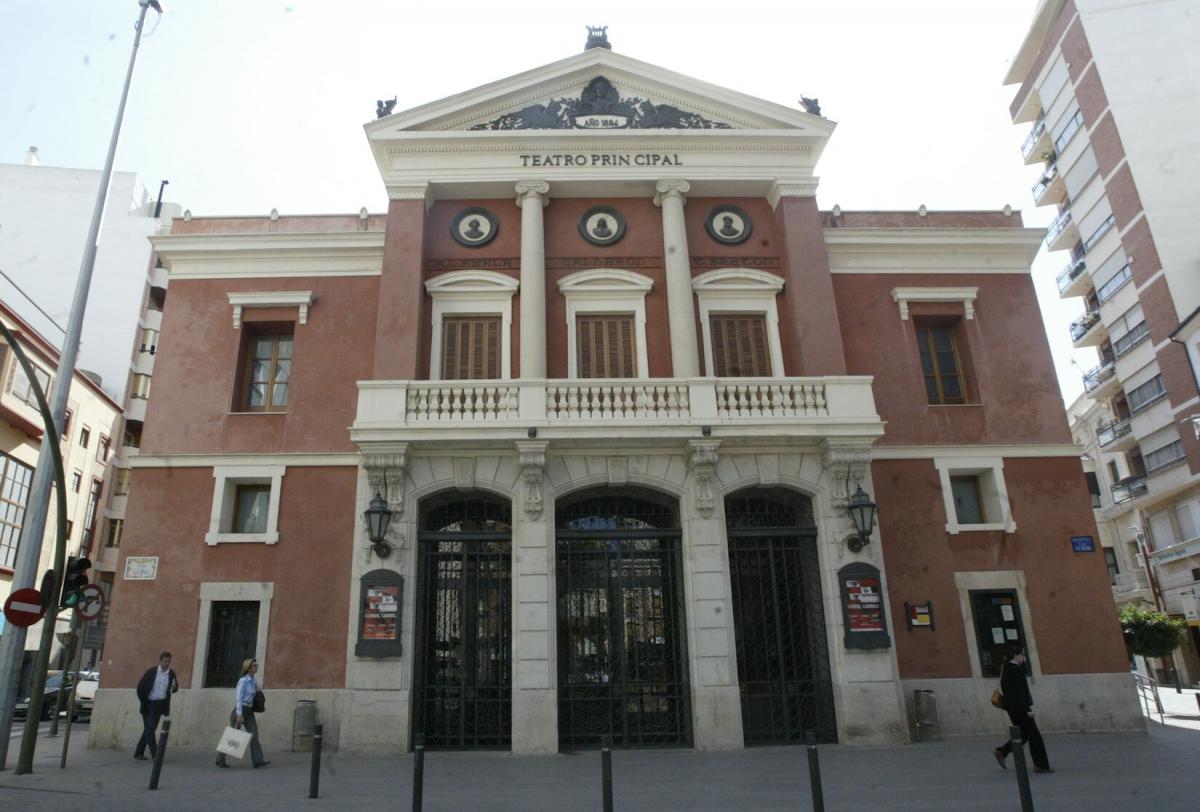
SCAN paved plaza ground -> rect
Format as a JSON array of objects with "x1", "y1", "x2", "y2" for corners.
[{"x1": 2, "y1": 690, "x2": 1199, "y2": 811}]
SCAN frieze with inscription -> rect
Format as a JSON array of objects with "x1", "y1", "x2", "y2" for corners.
[
  {"x1": 425, "y1": 258, "x2": 520, "y2": 272},
  {"x1": 547, "y1": 257, "x2": 661, "y2": 270},
  {"x1": 470, "y1": 76, "x2": 732, "y2": 131},
  {"x1": 690, "y1": 256, "x2": 781, "y2": 269}
]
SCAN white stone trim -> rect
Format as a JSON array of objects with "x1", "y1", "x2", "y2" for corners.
[
  {"x1": 692, "y1": 267, "x2": 786, "y2": 377},
  {"x1": 205, "y1": 465, "x2": 286, "y2": 545},
  {"x1": 557, "y1": 268, "x2": 654, "y2": 378},
  {"x1": 151, "y1": 232, "x2": 385, "y2": 280},
  {"x1": 132, "y1": 453, "x2": 359, "y2": 468},
  {"x1": 192, "y1": 581, "x2": 275, "y2": 688},
  {"x1": 934, "y1": 457, "x2": 1016, "y2": 534},
  {"x1": 425, "y1": 270, "x2": 519, "y2": 381},
  {"x1": 890, "y1": 287, "x2": 978, "y2": 321},
  {"x1": 872, "y1": 444, "x2": 1082, "y2": 459},
  {"x1": 952, "y1": 571, "x2": 1041, "y2": 679},
  {"x1": 227, "y1": 291, "x2": 313, "y2": 328}
]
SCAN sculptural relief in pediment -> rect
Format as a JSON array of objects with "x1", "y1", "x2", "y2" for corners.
[{"x1": 469, "y1": 76, "x2": 733, "y2": 131}]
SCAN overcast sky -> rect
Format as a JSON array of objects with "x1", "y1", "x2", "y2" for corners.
[{"x1": 0, "y1": 0, "x2": 1095, "y2": 404}]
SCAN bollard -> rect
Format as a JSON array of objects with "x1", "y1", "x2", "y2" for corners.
[
  {"x1": 148, "y1": 720, "x2": 171, "y2": 790},
  {"x1": 412, "y1": 732, "x2": 425, "y2": 812},
  {"x1": 308, "y1": 723, "x2": 323, "y2": 799},
  {"x1": 1009, "y1": 726, "x2": 1035, "y2": 812},
  {"x1": 805, "y1": 731, "x2": 825, "y2": 812},
  {"x1": 601, "y1": 734, "x2": 614, "y2": 812}
]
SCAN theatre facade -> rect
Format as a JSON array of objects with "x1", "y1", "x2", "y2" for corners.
[{"x1": 92, "y1": 40, "x2": 1141, "y2": 754}]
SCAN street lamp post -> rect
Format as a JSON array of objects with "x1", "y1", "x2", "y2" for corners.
[{"x1": 0, "y1": 0, "x2": 164, "y2": 772}]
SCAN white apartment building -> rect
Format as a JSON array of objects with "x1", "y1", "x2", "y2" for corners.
[{"x1": 1007, "y1": 0, "x2": 1200, "y2": 683}]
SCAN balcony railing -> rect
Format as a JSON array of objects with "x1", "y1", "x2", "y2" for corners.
[
  {"x1": 1097, "y1": 263, "x2": 1132, "y2": 304},
  {"x1": 352, "y1": 376, "x2": 882, "y2": 442},
  {"x1": 1021, "y1": 118, "x2": 1047, "y2": 161},
  {"x1": 1111, "y1": 475, "x2": 1148, "y2": 504},
  {"x1": 1082, "y1": 214, "x2": 1117, "y2": 255},
  {"x1": 1031, "y1": 165, "x2": 1059, "y2": 203},
  {"x1": 1056, "y1": 258, "x2": 1087, "y2": 294},
  {"x1": 1070, "y1": 309, "x2": 1102, "y2": 342},
  {"x1": 1113, "y1": 321, "x2": 1150, "y2": 358},
  {"x1": 1114, "y1": 569, "x2": 1151, "y2": 591},
  {"x1": 1097, "y1": 417, "x2": 1132, "y2": 448},
  {"x1": 1082, "y1": 360, "x2": 1116, "y2": 393},
  {"x1": 1046, "y1": 210, "x2": 1073, "y2": 247}
]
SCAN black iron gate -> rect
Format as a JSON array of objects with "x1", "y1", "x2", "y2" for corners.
[
  {"x1": 556, "y1": 489, "x2": 691, "y2": 749},
  {"x1": 726, "y1": 488, "x2": 837, "y2": 744},
  {"x1": 413, "y1": 492, "x2": 512, "y2": 750}
]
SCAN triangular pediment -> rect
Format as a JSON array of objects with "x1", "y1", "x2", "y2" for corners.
[{"x1": 368, "y1": 48, "x2": 831, "y2": 135}]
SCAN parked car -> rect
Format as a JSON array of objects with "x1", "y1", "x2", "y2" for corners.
[
  {"x1": 72, "y1": 671, "x2": 99, "y2": 718},
  {"x1": 13, "y1": 672, "x2": 69, "y2": 720}
]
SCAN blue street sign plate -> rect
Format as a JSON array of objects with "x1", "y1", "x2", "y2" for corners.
[{"x1": 1070, "y1": 535, "x2": 1096, "y2": 553}]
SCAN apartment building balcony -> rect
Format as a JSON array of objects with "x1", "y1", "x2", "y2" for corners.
[
  {"x1": 1031, "y1": 164, "x2": 1066, "y2": 206},
  {"x1": 1021, "y1": 118, "x2": 1051, "y2": 165},
  {"x1": 125, "y1": 397, "x2": 148, "y2": 422},
  {"x1": 140, "y1": 307, "x2": 163, "y2": 332},
  {"x1": 1112, "y1": 568, "x2": 1152, "y2": 601},
  {"x1": 1111, "y1": 474, "x2": 1149, "y2": 504},
  {"x1": 1082, "y1": 360, "x2": 1120, "y2": 399},
  {"x1": 1056, "y1": 258, "x2": 1089, "y2": 298},
  {"x1": 149, "y1": 264, "x2": 169, "y2": 290},
  {"x1": 1070, "y1": 308, "x2": 1105, "y2": 348},
  {"x1": 1096, "y1": 263, "x2": 1133, "y2": 305},
  {"x1": 351, "y1": 376, "x2": 884, "y2": 448},
  {"x1": 1045, "y1": 209, "x2": 1078, "y2": 253},
  {"x1": 1097, "y1": 416, "x2": 1136, "y2": 453}
]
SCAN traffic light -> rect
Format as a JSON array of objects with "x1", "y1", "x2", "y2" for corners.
[{"x1": 60, "y1": 556, "x2": 91, "y2": 609}]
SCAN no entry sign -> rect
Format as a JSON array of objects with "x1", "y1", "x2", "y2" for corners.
[{"x1": 3, "y1": 588, "x2": 46, "y2": 627}]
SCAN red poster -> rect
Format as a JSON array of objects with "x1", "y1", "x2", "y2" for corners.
[
  {"x1": 361, "y1": 585, "x2": 400, "y2": 641},
  {"x1": 845, "y1": 577, "x2": 885, "y2": 633}
]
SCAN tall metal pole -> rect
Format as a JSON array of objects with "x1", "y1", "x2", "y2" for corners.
[{"x1": 0, "y1": 0, "x2": 160, "y2": 771}]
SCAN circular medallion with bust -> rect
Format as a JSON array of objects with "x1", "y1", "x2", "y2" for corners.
[
  {"x1": 578, "y1": 205, "x2": 627, "y2": 246},
  {"x1": 450, "y1": 207, "x2": 499, "y2": 247},
  {"x1": 704, "y1": 204, "x2": 753, "y2": 245}
]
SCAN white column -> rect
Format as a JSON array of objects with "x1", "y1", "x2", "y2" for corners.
[
  {"x1": 654, "y1": 179, "x2": 700, "y2": 377},
  {"x1": 516, "y1": 181, "x2": 550, "y2": 379}
]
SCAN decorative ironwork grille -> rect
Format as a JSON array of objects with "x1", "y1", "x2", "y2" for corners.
[
  {"x1": 414, "y1": 492, "x2": 512, "y2": 750},
  {"x1": 726, "y1": 488, "x2": 837, "y2": 744},
  {"x1": 556, "y1": 488, "x2": 691, "y2": 749}
]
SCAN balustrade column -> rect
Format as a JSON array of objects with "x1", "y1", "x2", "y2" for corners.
[
  {"x1": 516, "y1": 181, "x2": 550, "y2": 379},
  {"x1": 654, "y1": 179, "x2": 700, "y2": 378}
]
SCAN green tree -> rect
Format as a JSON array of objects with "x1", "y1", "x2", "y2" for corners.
[{"x1": 1119, "y1": 605, "x2": 1186, "y2": 659}]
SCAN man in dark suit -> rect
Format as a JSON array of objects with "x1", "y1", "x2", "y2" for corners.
[
  {"x1": 993, "y1": 645, "x2": 1053, "y2": 773},
  {"x1": 134, "y1": 651, "x2": 178, "y2": 760}
]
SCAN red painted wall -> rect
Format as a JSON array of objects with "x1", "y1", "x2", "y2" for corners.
[
  {"x1": 105, "y1": 466, "x2": 355, "y2": 689},
  {"x1": 877, "y1": 457, "x2": 1130, "y2": 679}
]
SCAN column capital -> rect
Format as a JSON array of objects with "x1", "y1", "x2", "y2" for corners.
[
  {"x1": 653, "y1": 179, "x2": 691, "y2": 207},
  {"x1": 515, "y1": 180, "x2": 550, "y2": 207}
]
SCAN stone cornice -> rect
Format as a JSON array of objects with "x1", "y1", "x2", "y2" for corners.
[{"x1": 151, "y1": 231, "x2": 385, "y2": 279}]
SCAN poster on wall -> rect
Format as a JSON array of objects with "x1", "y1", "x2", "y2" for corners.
[
  {"x1": 355, "y1": 569, "x2": 403, "y2": 657},
  {"x1": 838, "y1": 563, "x2": 891, "y2": 650}
]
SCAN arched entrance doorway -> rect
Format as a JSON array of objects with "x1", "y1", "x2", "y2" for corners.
[
  {"x1": 555, "y1": 487, "x2": 692, "y2": 749},
  {"x1": 725, "y1": 487, "x2": 837, "y2": 743},
  {"x1": 413, "y1": 491, "x2": 512, "y2": 750}
]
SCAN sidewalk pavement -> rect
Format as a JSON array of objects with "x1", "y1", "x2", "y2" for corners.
[{"x1": 1, "y1": 717, "x2": 1198, "y2": 812}]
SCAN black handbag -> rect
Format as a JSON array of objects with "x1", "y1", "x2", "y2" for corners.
[{"x1": 252, "y1": 689, "x2": 266, "y2": 714}]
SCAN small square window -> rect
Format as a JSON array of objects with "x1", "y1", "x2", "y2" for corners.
[
  {"x1": 233, "y1": 484, "x2": 271, "y2": 534},
  {"x1": 97, "y1": 435, "x2": 111, "y2": 464},
  {"x1": 71, "y1": 470, "x2": 82, "y2": 493},
  {"x1": 106, "y1": 519, "x2": 124, "y2": 549},
  {"x1": 79, "y1": 426, "x2": 91, "y2": 448},
  {"x1": 950, "y1": 475, "x2": 986, "y2": 524}
]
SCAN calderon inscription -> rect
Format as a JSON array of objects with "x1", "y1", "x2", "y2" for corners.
[{"x1": 519, "y1": 153, "x2": 683, "y2": 168}]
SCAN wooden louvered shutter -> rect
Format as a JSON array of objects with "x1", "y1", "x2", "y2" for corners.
[
  {"x1": 441, "y1": 316, "x2": 500, "y2": 379},
  {"x1": 709, "y1": 314, "x2": 771, "y2": 377},
  {"x1": 576, "y1": 314, "x2": 636, "y2": 378}
]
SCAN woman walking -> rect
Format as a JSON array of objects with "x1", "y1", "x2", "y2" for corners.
[
  {"x1": 216, "y1": 658, "x2": 270, "y2": 769},
  {"x1": 993, "y1": 645, "x2": 1053, "y2": 773}
]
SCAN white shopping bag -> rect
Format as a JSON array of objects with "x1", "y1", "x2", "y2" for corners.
[{"x1": 216, "y1": 725, "x2": 252, "y2": 759}]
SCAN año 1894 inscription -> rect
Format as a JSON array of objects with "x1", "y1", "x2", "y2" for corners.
[{"x1": 520, "y1": 153, "x2": 682, "y2": 168}]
